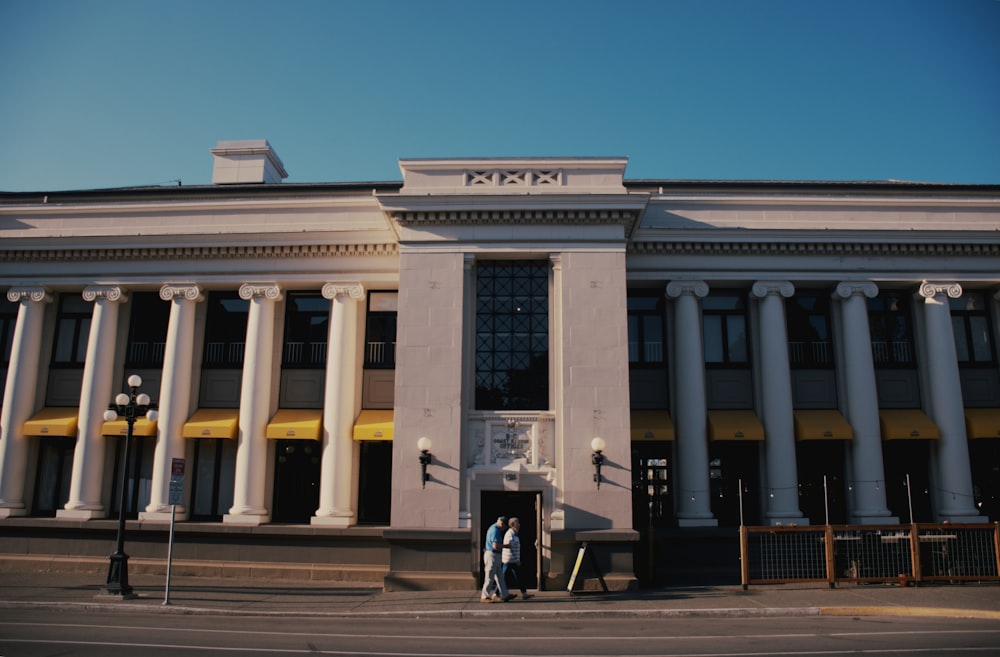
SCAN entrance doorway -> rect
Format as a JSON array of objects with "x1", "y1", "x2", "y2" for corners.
[
  {"x1": 271, "y1": 439, "x2": 320, "y2": 524},
  {"x1": 480, "y1": 490, "x2": 541, "y2": 590}
]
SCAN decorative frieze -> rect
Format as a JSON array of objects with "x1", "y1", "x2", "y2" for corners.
[
  {"x1": 631, "y1": 241, "x2": 1000, "y2": 258},
  {"x1": 392, "y1": 208, "x2": 640, "y2": 227}
]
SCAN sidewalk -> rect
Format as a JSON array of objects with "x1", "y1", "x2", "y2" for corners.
[{"x1": 1, "y1": 571, "x2": 998, "y2": 619}]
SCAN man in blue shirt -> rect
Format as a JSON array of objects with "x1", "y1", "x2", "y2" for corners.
[{"x1": 480, "y1": 516, "x2": 513, "y2": 602}]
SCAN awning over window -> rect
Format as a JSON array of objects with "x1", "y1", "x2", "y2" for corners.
[
  {"x1": 23, "y1": 408, "x2": 78, "y2": 437},
  {"x1": 182, "y1": 408, "x2": 239, "y2": 439},
  {"x1": 101, "y1": 417, "x2": 158, "y2": 437},
  {"x1": 793, "y1": 410, "x2": 854, "y2": 441},
  {"x1": 965, "y1": 408, "x2": 1000, "y2": 439},
  {"x1": 707, "y1": 410, "x2": 764, "y2": 441},
  {"x1": 879, "y1": 409, "x2": 940, "y2": 440},
  {"x1": 630, "y1": 410, "x2": 675, "y2": 441},
  {"x1": 266, "y1": 409, "x2": 322, "y2": 440},
  {"x1": 353, "y1": 410, "x2": 394, "y2": 441}
]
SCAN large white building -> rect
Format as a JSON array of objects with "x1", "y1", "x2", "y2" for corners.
[{"x1": 0, "y1": 141, "x2": 998, "y2": 589}]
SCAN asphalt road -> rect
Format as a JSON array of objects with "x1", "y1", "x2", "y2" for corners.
[{"x1": 1, "y1": 607, "x2": 999, "y2": 656}]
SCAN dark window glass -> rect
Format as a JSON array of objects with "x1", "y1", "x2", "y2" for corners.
[
  {"x1": 51, "y1": 295, "x2": 92, "y2": 367},
  {"x1": 475, "y1": 261, "x2": 549, "y2": 410},
  {"x1": 202, "y1": 292, "x2": 249, "y2": 368},
  {"x1": 867, "y1": 292, "x2": 914, "y2": 366},
  {"x1": 365, "y1": 308, "x2": 397, "y2": 370},
  {"x1": 283, "y1": 293, "x2": 328, "y2": 368},
  {"x1": 950, "y1": 292, "x2": 996, "y2": 365},
  {"x1": 628, "y1": 294, "x2": 665, "y2": 365},
  {"x1": 0, "y1": 297, "x2": 17, "y2": 366},
  {"x1": 703, "y1": 291, "x2": 749, "y2": 366},
  {"x1": 125, "y1": 292, "x2": 170, "y2": 368},
  {"x1": 786, "y1": 292, "x2": 833, "y2": 368}
]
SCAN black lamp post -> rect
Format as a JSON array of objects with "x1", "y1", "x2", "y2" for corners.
[
  {"x1": 102, "y1": 374, "x2": 157, "y2": 598},
  {"x1": 591, "y1": 437, "x2": 606, "y2": 489},
  {"x1": 417, "y1": 436, "x2": 432, "y2": 489}
]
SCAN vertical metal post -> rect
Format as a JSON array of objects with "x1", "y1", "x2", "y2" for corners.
[
  {"x1": 905, "y1": 473, "x2": 914, "y2": 525},
  {"x1": 164, "y1": 504, "x2": 176, "y2": 605},
  {"x1": 823, "y1": 474, "x2": 830, "y2": 527}
]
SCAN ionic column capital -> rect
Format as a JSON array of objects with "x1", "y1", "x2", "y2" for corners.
[
  {"x1": 160, "y1": 283, "x2": 205, "y2": 302},
  {"x1": 82, "y1": 285, "x2": 126, "y2": 303},
  {"x1": 833, "y1": 281, "x2": 878, "y2": 300},
  {"x1": 321, "y1": 281, "x2": 365, "y2": 300},
  {"x1": 750, "y1": 280, "x2": 794, "y2": 299},
  {"x1": 6, "y1": 286, "x2": 52, "y2": 304},
  {"x1": 919, "y1": 281, "x2": 962, "y2": 300},
  {"x1": 238, "y1": 282, "x2": 283, "y2": 301},
  {"x1": 665, "y1": 280, "x2": 709, "y2": 299}
]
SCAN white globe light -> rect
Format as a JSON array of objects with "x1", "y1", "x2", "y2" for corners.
[
  {"x1": 145, "y1": 409, "x2": 159, "y2": 423},
  {"x1": 127, "y1": 374, "x2": 142, "y2": 388},
  {"x1": 417, "y1": 436, "x2": 432, "y2": 452},
  {"x1": 103, "y1": 409, "x2": 118, "y2": 422},
  {"x1": 591, "y1": 437, "x2": 606, "y2": 452},
  {"x1": 136, "y1": 393, "x2": 150, "y2": 407},
  {"x1": 115, "y1": 393, "x2": 129, "y2": 406}
]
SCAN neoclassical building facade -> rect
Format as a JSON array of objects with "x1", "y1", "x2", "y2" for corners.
[{"x1": 0, "y1": 141, "x2": 997, "y2": 589}]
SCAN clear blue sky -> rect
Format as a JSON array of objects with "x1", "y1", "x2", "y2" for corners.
[{"x1": 1, "y1": 0, "x2": 998, "y2": 191}]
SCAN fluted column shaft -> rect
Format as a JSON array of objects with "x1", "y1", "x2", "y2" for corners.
[
  {"x1": 918, "y1": 282, "x2": 980, "y2": 521},
  {"x1": 666, "y1": 281, "x2": 716, "y2": 526},
  {"x1": 833, "y1": 282, "x2": 895, "y2": 523},
  {"x1": 60, "y1": 286, "x2": 126, "y2": 519},
  {"x1": 142, "y1": 284, "x2": 203, "y2": 519},
  {"x1": 225, "y1": 283, "x2": 281, "y2": 524},
  {"x1": 0, "y1": 287, "x2": 52, "y2": 517},
  {"x1": 751, "y1": 281, "x2": 803, "y2": 524},
  {"x1": 313, "y1": 282, "x2": 363, "y2": 527}
]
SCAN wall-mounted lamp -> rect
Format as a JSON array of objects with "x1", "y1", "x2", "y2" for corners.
[
  {"x1": 417, "y1": 436, "x2": 433, "y2": 489},
  {"x1": 591, "y1": 436, "x2": 606, "y2": 489}
]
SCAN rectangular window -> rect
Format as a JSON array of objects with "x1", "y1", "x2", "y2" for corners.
[
  {"x1": 0, "y1": 297, "x2": 17, "y2": 366},
  {"x1": 868, "y1": 292, "x2": 914, "y2": 366},
  {"x1": 786, "y1": 292, "x2": 833, "y2": 368},
  {"x1": 283, "y1": 293, "x2": 329, "y2": 368},
  {"x1": 364, "y1": 292, "x2": 398, "y2": 369},
  {"x1": 202, "y1": 292, "x2": 249, "y2": 368},
  {"x1": 703, "y1": 291, "x2": 749, "y2": 367},
  {"x1": 51, "y1": 295, "x2": 92, "y2": 367},
  {"x1": 125, "y1": 292, "x2": 170, "y2": 368},
  {"x1": 475, "y1": 260, "x2": 549, "y2": 410},
  {"x1": 950, "y1": 292, "x2": 996, "y2": 366},
  {"x1": 627, "y1": 294, "x2": 665, "y2": 365}
]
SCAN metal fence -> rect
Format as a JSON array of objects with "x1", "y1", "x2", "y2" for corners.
[{"x1": 739, "y1": 523, "x2": 1000, "y2": 588}]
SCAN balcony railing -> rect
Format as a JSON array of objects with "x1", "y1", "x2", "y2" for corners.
[{"x1": 872, "y1": 340, "x2": 913, "y2": 365}]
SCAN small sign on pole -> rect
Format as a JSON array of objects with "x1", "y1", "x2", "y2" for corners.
[{"x1": 164, "y1": 458, "x2": 185, "y2": 606}]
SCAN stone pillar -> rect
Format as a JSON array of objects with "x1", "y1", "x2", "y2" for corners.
[
  {"x1": 140, "y1": 284, "x2": 203, "y2": 521},
  {"x1": 0, "y1": 287, "x2": 52, "y2": 517},
  {"x1": 225, "y1": 283, "x2": 281, "y2": 525},
  {"x1": 59, "y1": 286, "x2": 126, "y2": 519},
  {"x1": 313, "y1": 281, "x2": 364, "y2": 527},
  {"x1": 665, "y1": 280, "x2": 716, "y2": 526},
  {"x1": 918, "y1": 282, "x2": 981, "y2": 521},
  {"x1": 833, "y1": 282, "x2": 896, "y2": 523},
  {"x1": 751, "y1": 281, "x2": 804, "y2": 525}
]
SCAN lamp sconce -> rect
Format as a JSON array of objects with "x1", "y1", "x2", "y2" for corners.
[
  {"x1": 591, "y1": 436, "x2": 606, "y2": 489},
  {"x1": 417, "y1": 436, "x2": 432, "y2": 489}
]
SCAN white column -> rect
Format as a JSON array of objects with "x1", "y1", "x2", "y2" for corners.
[
  {"x1": 918, "y1": 282, "x2": 981, "y2": 521},
  {"x1": 313, "y1": 281, "x2": 363, "y2": 527},
  {"x1": 834, "y1": 282, "x2": 896, "y2": 523},
  {"x1": 140, "y1": 284, "x2": 203, "y2": 521},
  {"x1": 751, "y1": 281, "x2": 804, "y2": 525},
  {"x1": 665, "y1": 280, "x2": 716, "y2": 527},
  {"x1": 0, "y1": 287, "x2": 52, "y2": 517},
  {"x1": 59, "y1": 286, "x2": 126, "y2": 519},
  {"x1": 225, "y1": 282, "x2": 281, "y2": 525}
]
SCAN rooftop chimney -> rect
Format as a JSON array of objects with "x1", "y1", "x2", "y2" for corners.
[{"x1": 210, "y1": 140, "x2": 288, "y2": 184}]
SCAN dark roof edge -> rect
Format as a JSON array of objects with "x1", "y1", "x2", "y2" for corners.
[{"x1": 624, "y1": 179, "x2": 1000, "y2": 194}]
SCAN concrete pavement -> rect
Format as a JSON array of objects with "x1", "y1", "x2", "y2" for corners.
[{"x1": 0, "y1": 571, "x2": 998, "y2": 620}]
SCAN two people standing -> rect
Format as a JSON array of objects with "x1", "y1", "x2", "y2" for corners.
[{"x1": 480, "y1": 515, "x2": 528, "y2": 603}]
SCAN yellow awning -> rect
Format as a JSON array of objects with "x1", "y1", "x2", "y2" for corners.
[
  {"x1": 182, "y1": 408, "x2": 239, "y2": 439},
  {"x1": 353, "y1": 410, "x2": 394, "y2": 441},
  {"x1": 266, "y1": 409, "x2": 322, "y2": 440},
  {"x1": 965, "y1": 408, "x2": 1000, "y2": 440},
  {"x1": 101, "y1": 417, "x2": 158, "y2": 437},
  {"x1": 708, "y1": 410, "x2": 764, "y2": 441},
  {"x1": 879, "y1": 409, "x2": 940, "y2": 440},
  {"x1": 793, "y1": 410, "x2": 854, "y2": 441},
  {"x1": 23, "y1": 407, "x2": 78, "y2": 437},
  {"x1": 630, "y1": 410, "x2": 675, "y2": 441}
]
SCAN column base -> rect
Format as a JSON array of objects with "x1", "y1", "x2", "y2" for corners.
[
  {"x1": 849, "y1": 513, "x2": 899, "y2": 525},
  {"x1": 677, "y1": 517, "x2": 719, "y2": 528},
  {"x1": 0, "y1": 506, "x2": 27, "y2": 519},
  {"x1": 56, "y1": 508, "x2": 105, "y2": 520},
  {"x1": 223, "y1": 513, "x2": 269, "y2": 526},
  {"x1": 311, "y1": 514, "x2": 353, "y2": 528},
  {"x1": 937, "y1": 510, "x2": 986, "y2": 524},
  {"x1": 139, "y1": 510, "x2": 187, "y2": 523}
]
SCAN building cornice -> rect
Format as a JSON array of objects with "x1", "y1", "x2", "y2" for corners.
[
  {"x1": 0, "y1": 242, "x2": 398, "y2": 263},
  {"x1": 629, "y1": 240, "x2": 1000, "y2": 258}
]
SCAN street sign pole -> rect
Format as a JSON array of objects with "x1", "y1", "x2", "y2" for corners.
[{"x1": 164, "y1": 458, "x2": 185, "y2": 606}]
